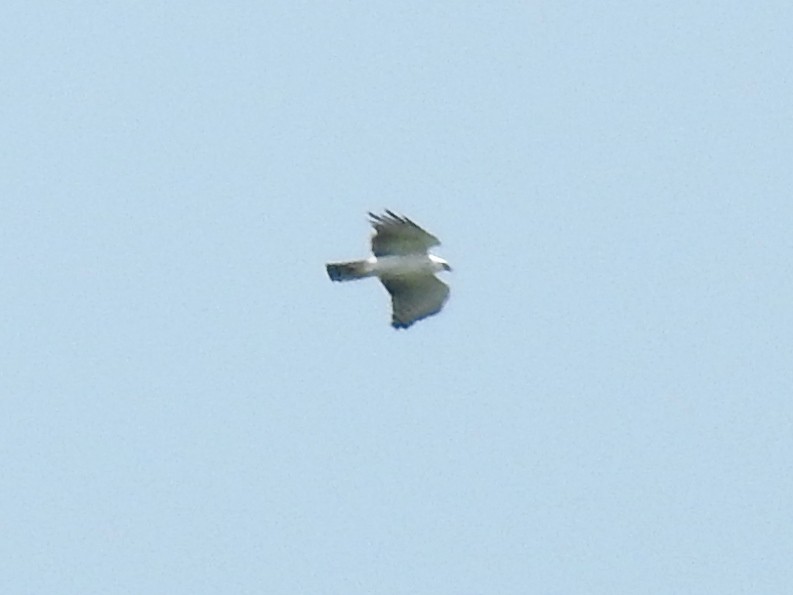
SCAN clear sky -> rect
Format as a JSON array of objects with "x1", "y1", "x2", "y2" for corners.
[{"x1": 2, "y1": 1, "x2": 792, "y2": 593}]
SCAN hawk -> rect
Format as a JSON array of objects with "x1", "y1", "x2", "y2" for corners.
[{"x1": 326, "y1": 210, "x2": 452, "y2": 329}]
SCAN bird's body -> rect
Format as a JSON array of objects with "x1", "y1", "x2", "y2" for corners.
[
  {"x1": 326, "y1": 211, "x2": 452, "y2": 329},
  {"x1": 327, "y1": 253, "x2": 447, "y2": 282}
]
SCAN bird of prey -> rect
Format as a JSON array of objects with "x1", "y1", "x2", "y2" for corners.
[{"x1": 326, "y1": 211, "x2": 452, "y2": 329}]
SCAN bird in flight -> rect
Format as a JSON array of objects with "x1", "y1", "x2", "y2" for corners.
[{"x1": 326, "y1": 210, "x2": 452, "y2": 329}]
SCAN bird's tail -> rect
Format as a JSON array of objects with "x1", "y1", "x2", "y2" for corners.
[{"x1": 326, "y1": 260, "x2": 371, "y2": 282}]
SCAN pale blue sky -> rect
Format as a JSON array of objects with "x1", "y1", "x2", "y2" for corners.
[{"x1": 2, "y1": 1, "x2": 792, "y2": 593}]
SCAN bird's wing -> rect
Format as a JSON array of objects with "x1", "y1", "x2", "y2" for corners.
[
  {"x1": 369, "y1": 210, "x2": 441, "y2": 256},
  {"x1": 380, "y1": 274, "x2": 450, "y2": 329}
]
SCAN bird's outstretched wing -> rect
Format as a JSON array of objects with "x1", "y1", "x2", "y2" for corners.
[
  {"x1": 369, "y1": 210, "x2": 441, "y2": 256},
  {"x1": 380, "y1": 274, "x2": 450, "y2": 329}
]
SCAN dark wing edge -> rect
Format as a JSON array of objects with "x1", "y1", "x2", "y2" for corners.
[
  {"x1": 368, "y1": 210, "x2": 441, "y2": 256},
  {"x1": 380, "y1": 275, "x2": 450, "y2": 329}
]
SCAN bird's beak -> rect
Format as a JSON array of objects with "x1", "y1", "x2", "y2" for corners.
[{"x1": 444, "y1": 264, "x2": 453, "y2": 272}]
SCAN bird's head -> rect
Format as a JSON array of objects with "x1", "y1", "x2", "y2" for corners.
[
  {"x1": 429, "y1": 254, "x2": 452, "y2": 273},
  {"x1": 431, "y1": 256, "x2": 452, "y2": 272}
]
